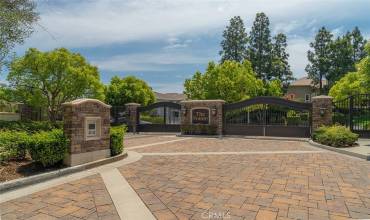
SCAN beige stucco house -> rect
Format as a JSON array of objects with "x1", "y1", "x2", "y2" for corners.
[
  {"x1": 286, "y1": 77, "x2": 327, "y2": 102},
  {"x1": 153, "y1": 92, "x2": 186, "y2": 124}
]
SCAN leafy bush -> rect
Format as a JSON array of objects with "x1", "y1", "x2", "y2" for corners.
[
  {"x1": 110, "y1": 126, "x2": 126, "y2": 156},
  {"x1": 0, "y1": 131, "x2": 29, "y2": 161},
  {"x1": 313, "y1": 125, "x2": 358, "y2": 147},
  {"x1": 140, "y1": 115, "x2": 164, "y2": 124},
  {"x1": 181, "y1": 124, "x2": 217, "y2": 135},
  {"x1": 0, "y1": 120, "x2": 63, "y2": 133},
  {"x1": 27, "y1": 129, "x2": 68, "y2": 167}
]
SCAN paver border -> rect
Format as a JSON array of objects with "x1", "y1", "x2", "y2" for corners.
[
  {"x1": 308, "y1": 140, "x2": 370, "y2": 161},
  {"x1": 177, "y1": 134, "x2": 309, "y2": 142},
  {"x1": 0, "y1": 151, "x2": 128, "y2": 193}
]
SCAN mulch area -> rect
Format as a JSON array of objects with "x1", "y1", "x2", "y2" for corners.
[{"x1": 0, "y1": 157, "x2": 65, "y2": 183}]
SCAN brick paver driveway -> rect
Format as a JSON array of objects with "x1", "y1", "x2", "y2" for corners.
[
  {"x1": 1, "y1": 135, "x2": 370, "y2": 220},
  {"x1": 122, "y1": 136, "x2": 370, "y2": 220}
]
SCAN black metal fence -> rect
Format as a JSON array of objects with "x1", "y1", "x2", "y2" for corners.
[
  {"x1": 224, "y1": 97, "x2": 312, "y2": 137},
  {"x1": 110, "y1": 106, "x2": 128, "y2": 126},
  {"x1": 137, "y1": 102, "x2": 181, "y2": 132},
  {"x1": 333, "y1": 94, "x2": 370, "y2": 137}
]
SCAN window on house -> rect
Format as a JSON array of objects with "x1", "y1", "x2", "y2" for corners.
[{"x1": 305, "y1": 94, "x2": 311, "y2": 102}]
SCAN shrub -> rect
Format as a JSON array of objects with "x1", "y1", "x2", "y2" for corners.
[
  {"x1": 0, "y1": 131, "x2": 29, "y2": 161},
  {"x1": 181, "y1": 124, "x2": 217, "y2": 135},
  {"x1": 110, "y1": 126, "x2": 126, "y2": 156},
  {"x1": 313, "y1": 125, "x2": 358, "y2": 147},
  {"x1": 27, "y1": 129, "x2": 68, "y2": 167},
  {"x1": 0, "y1": 120, "x2": 63, "y2": 133}
]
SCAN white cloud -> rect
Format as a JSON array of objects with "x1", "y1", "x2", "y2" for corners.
[
  {"x1": 92, "y1": 51, "x2": 213, "y2": 72},
  {"x1": 14, "y1": 0, "x2": 370, "y2": 81},
  {"x1": 24, "y1": 0, "x2": 366, "y2": 49},
  {"x1": 287, "y1": 37, "x2": 311, "y2": 78}
]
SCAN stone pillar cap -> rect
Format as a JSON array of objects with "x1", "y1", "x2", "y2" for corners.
[
  {"x1": 125, "y1": 103, "x2": 141, "y2": 106},
  {"x1": 312, "y1": 95, "x2": 333, "y2": 99},
  {"x1": 62, "y1": 98, "x2": 111, "y2": 108}
]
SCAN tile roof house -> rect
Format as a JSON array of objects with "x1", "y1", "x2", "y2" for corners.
[
  {"x1": 286, "y1": 77, "x2": 327, "y2": 102},
  {"x1": 152, "y1": 92, "x2": 186, "y2": 124},
  {"x1": 154, "y1": 92, "x2": 186, "y2": 103}
]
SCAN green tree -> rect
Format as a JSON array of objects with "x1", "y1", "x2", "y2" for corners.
[
  {"x1": 219, "y1": 16, "x2": 248, "y2": 63},
  {"x1": 350, "y1": 26, "x2": 367, "y2": 62},
  {"x1": 184, "y1": 60, "x2": 266, "y2": 103},
  {"x1": 271, "y1": 33, "x2": 294, "y2": 90},
  {"x1": 8, "y1": 48, "x2": 104, "y2": 121},
  {"x1": 0, "y1": 0, "x2": 39, "y2": 71},
  {"x1": 306, "y1": 27, "x2": 333, "y2": 94},
  {"x1": 266, "y1": 79, "x2": 283, "y2": 97},
  {"x1": 105, "y1": 76, "x2": 156, "y2": 106},
  {"x1": 329, "y1": 43, "x2": 370, "y2": 101},
  {"x1": 326, "y1": 35, "x2": 355, "y2": 87},
  {"x1": 247, "y1": 12, "x2": 272, "y2": 81}
]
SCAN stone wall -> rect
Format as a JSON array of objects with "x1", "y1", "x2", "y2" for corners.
[
  {"x1": 312, "y1": 95, "x2": 333, "y2": 130},
  {"x1": 180, "y1": 100, "x2": 225, "y2": 136},
  {"x1": 62, "y1": 99, "x2": 111, "y2": 166},
  {"x1": 125, "y1": 103, "x2": 140, "y2": 133}
]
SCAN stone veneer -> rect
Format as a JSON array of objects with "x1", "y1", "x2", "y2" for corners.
[
  {"x1": 125, "y1": 103, "x2": 141, "y2": 133},
  {"x1": 180, "y1": 100, "x2": 225, "y2": 136},
  {"x1": 312, "y1": 95, "x2": 333, "y2": 130},
  {"x1": 62, "y1": 99, "x2": 111, "y2": 166}
]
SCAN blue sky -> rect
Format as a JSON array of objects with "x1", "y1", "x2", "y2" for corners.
[{"x1": 3, "y1": 0, "x2": 370, "y2": 92}]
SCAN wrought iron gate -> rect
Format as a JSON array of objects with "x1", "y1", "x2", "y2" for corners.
[
  {"x1": 224, "y1": 97, "x2": 312, "y2": 137},
  {"x1": 333, "y1": 94, "x2": 370, "y2": 137},
  {"x1": 137, "y1": 102, "x2": 181, "y2": 132}
]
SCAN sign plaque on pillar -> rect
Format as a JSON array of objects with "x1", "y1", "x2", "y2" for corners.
[{"x1": 191, "y1": 108, "x2": 210, "y2": 125}]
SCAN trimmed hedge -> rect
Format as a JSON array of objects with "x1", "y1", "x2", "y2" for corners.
[
  {"x1": 110, "y1": 126, "x2": 126, "y2": 156},
  {"x1": 313, "y1": 125, "x2": 358, "y2": 147},
  {"x1": 0, "y1": 120, "x2": 63, "y2": 133},
  {"x1": 0, "y1": 131, "x2": 29, "y2": 161},
  {"x1": 181, "y1": 124, "x2": 217, "y2": 135},
  {"x1": 27, "y1": 129, "x2": 68, "y2": 167}
]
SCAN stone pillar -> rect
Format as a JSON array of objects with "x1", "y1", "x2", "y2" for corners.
[
  {"x1": 62, "y1": 99, "x2": 111, "y2": 166},
  {"x1": 312, "y1": 95, "x2": 333, "y2": 130},
  {"x1": 180, "y1": 100, "x2": 225, "y2": 136},
  {"x1": 125, "y1": 103, "x2": 140, "y2": 133}
]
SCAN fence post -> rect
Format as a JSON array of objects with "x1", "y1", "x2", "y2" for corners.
[
  {"x1": 62, "y1": 99, "x2": 111, "y2": 166},
  {"x1": 311, "y1": 95, "x2": 333, "y2": 131},
  {"x1": 349, "y1": 96, "x2": 354, "y2": 131},
  {"x1": 125, "y1": 103, "x2": 140, "y2": 133}
]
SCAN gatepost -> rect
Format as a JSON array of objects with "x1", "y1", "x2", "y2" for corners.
[
  {"x1": 125, "y1": 103, "x2": 140, "y2": 133},
  {"x1": 180, "y1": 100, "x2": 225, "y2": 136},
  {"x1": 62, "y1": 99, "x2": 111, "y2": 166},
  {"x1": 312, "y1": 95, "x2": 333, "y2": 131}
]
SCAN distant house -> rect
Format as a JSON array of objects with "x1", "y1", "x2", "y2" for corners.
[
  {"x1": 154, "y1": 92, "x2": 186, "y2": 103},
  {"x1": 153, "y1": 92, "x2": 186, "y2": 124},
  {"x1": 286, "y1": 77, "x2": 327, "y2": 102}
]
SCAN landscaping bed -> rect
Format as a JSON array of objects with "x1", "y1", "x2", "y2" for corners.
[
  {"x1": 0, "y1": 121, "x2": 126, "y2": 183},
  {"x1": 0, "y1": 157, "x2": 65, "y2": 182}
]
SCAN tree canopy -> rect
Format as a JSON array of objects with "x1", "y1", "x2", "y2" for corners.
[
  {"x1": 247, "y1": 12, "x2": 272, "y2": 82},
  {"x1": 271, "y1": 33, "x2": 294, "y2": 90},
  {"x1": 0, "y1": 0, "x2": 39, "y2": 71},
  {"x1": 306, "y1": 27, "x2": 333, "y2": 94},
  {"x1": 184, "y1": 60, "x2": 282, "y2": 103},
  {"x1": 105, "y1": 76, "x2": 156, "y2": 106},
  {"x1": 329, "y1": 43, "x2": 370, "y2": 101},
  {"x1": 7, "y1": 48, "x2": 104, "y2": 121},
  {"x1": 219, "y1": 16, "x2": 248, "y2": 63}
]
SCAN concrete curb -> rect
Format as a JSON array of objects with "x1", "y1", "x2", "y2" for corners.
[
  {"x1": 308, "y1": 140, "x2": 370, "y2": 161},
  {"x1": 0, "y1": 152, "x2": 128, "y2": 193}
]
